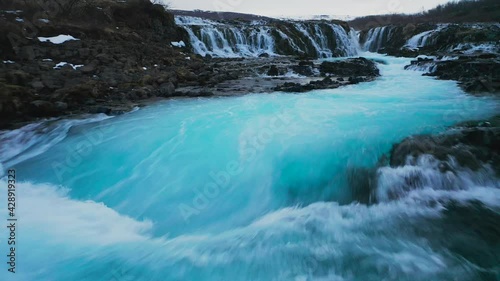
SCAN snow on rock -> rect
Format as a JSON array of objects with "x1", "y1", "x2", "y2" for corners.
[
  {"x1": 38, "y1": 35, "x2": 79, "y2": 44},
  {"x1": 171, "y1": 41, "x2": 186, "y2": 48},
  {"x1": 54, "y1": 62, "x2": 84, "y2": 70},
  {"x1": 3, "y1": 60, "x2": 15, "y2": 64}
]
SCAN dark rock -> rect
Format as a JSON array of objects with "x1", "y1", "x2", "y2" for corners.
[
  {"x1": 274, "y1": 77, "x2": 342, "y2": 92},
  {"x1": 54, "y1": 102, "x2": 68, "y2": 111},
  {"x1": 348, "y1": 77, "x2": 364, "y2": 84},
  {"x1": 30, "y1": 81, "x2": 45, "y2": 90},
  {"x1": 389, "y1": 116, "x2": 500, "y2": 174},
  {"x1": 94, "y1": 107, "x2": 112, "y2": 114},
  {"x1": 299, "y1": 60, "x2": 314, "y2": 67},
  {"x1": 42, "y1": 75, "x2": 64, "y2": 90},
  {"x1": 29, "y1": 100, "x2": 55, "y2": 116},
  {"x1": 421, "y1": 58, "x2": 500, "y2": 93},
  {"x1": 267, "y1": 65, "x2": 280, "y2": 76},
  {"x1": 158, "y1": 82, "x2": 176, "y2": 97},
  {"x1": 320, "y1": 58, "x2": 380, "y2": 77},
  {"x1": 6, "y1": 70, "x2": 31, "y2": 86},
  {"x1": 291, "y1": 65, "x2": 315, "y2": 76},
  {"x1": 80, "y1": 61, "x2": 98, "y2": 74},
  {"x1": 478, "y1": 53, "x2": 497, "y2": 59}
]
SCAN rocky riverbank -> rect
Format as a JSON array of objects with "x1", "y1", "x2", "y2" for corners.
[
  {"x1": 358, "y1": 22, "x2": 500, "y2": 94},
  {"x1": 0, "y1": 0, "x2": 382, "y2": 130},
  {"x1": 176, "y1": 57, "x2": 380, "y2": 96},
  {"x1": 404, "y1": 54, "x2": 500, "y2": 93},
  {"x1": 1, "y1": 0, "x2": 499, "y2": 131},
  {"x1": 0, "y1": 0, "x2": 198, "y2": 128}
]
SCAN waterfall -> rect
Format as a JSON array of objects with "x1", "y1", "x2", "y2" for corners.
[
  {"x1": 363, "y1": 26, "x2": 393, "y2": 52},
  {"x1": 293, "y1": 23, "x2": 333, "y2": 58},
  {"x1": 176, "y1": 16, "x2": 359, "y2": 58},
  {"x1": 405, "y1": 24, "x2": 447, "y2": 49},
  {"x1": 330, "y1": 23, "x2": 359, "y2": 57}
]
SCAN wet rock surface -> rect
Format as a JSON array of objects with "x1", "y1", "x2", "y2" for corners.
[
  {"x1": 320, "y1": 58, "x2": 380, "y2": 77},
  {"x1": 175, "y1": 57, "x2": 380, "y2": 96},
  {"x1": 359, "y1": 23, "x2": 500, "y2": 58},
  {"x1": 389, "y1": 116, "x2": 500, "y2": 174},
  {"x1": 405, "y1": 55, "x2": 500, "y2": 94}
]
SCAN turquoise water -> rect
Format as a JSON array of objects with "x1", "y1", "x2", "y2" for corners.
[{"x1": 1, "y1": 54, "x2": 499, "y2": 281}]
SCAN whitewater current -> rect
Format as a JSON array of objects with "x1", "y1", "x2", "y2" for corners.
[{"x1": 1, "y1": 54, "x2": 499, "y2": 281}]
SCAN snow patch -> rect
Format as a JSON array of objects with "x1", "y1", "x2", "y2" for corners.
[
  {"x1": 171, "y1": 41, "x2": 186, "y2": 48},
  {"x1": 38, "y1": 35, "x2": 79, "y2": 44},
  {"x1": 54, "y1": 62, "x2": 84, "y2": 70}
]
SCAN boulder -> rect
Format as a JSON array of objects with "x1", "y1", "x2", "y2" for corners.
[
  {"x1": 320, "y1": 58, "x2": 380, "y2": 77},
  {"x1": 158, "y1": 82, "x2": 176, "y2": 97},
  {"x1": 6, "y1": 70, "x2": 31, "y2": 86},
  {"x1": 80, "y1": 61, "x2": 98, "y2": 74},
  {"x1": 54, "y1": 102, "x2": 68, "y2": 111},
  {"x1": 30, "y1": 80, "x2": 45, "y2": 90},
  {"x1": 267, "y1": 65, "x2": 280, "y2": 76},
  {"x1": 389, "y1": 116, "x2": 500, "y2": 173}
]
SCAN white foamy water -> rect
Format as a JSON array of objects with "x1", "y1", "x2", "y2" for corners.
[
  {"x1": 0, "y1": 114, "x2": 111, "y2": 177},
  {"x1": 1, "y1": 54, "x2": 499, "y2": 281},
  {"x1": 176, "y1": 16, "x2": 359, "y2": 58}
]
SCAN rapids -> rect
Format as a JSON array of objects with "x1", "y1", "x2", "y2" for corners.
[{"x1": 0, "y1": 54, "x2": 499, "y2": 281}]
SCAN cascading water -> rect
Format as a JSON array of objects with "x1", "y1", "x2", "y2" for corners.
[
  {"x1": 363, "y1": 23, "x2": 500, "y2": 54},
  {"x1": 1, "y1": 53, "x2": 500, "y2": 281},
  {"x1": 363, "y1": 26, "x2": 394, "y2": 52},
  {"x1": 405, "y1": 24, "x2": 447, "y2": 49},
  {"x1": 176, "y1": 16, "x2": 359, "y2": 58},
  {"x1": 293, "y1": 22, "x2": 332, "y2": 58}
]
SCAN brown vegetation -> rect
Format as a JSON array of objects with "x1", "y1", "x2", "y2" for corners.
[{"x1": 350, "y1": 0, "x2": 500, "y2": 30}]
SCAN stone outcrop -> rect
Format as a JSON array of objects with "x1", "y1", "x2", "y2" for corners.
[
  {"x1": 405, "y1": 55, "x2": 500, "y2": 94},
  {"x1": 389, "y1": 116, "x2": 500, "y2": 174}
]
